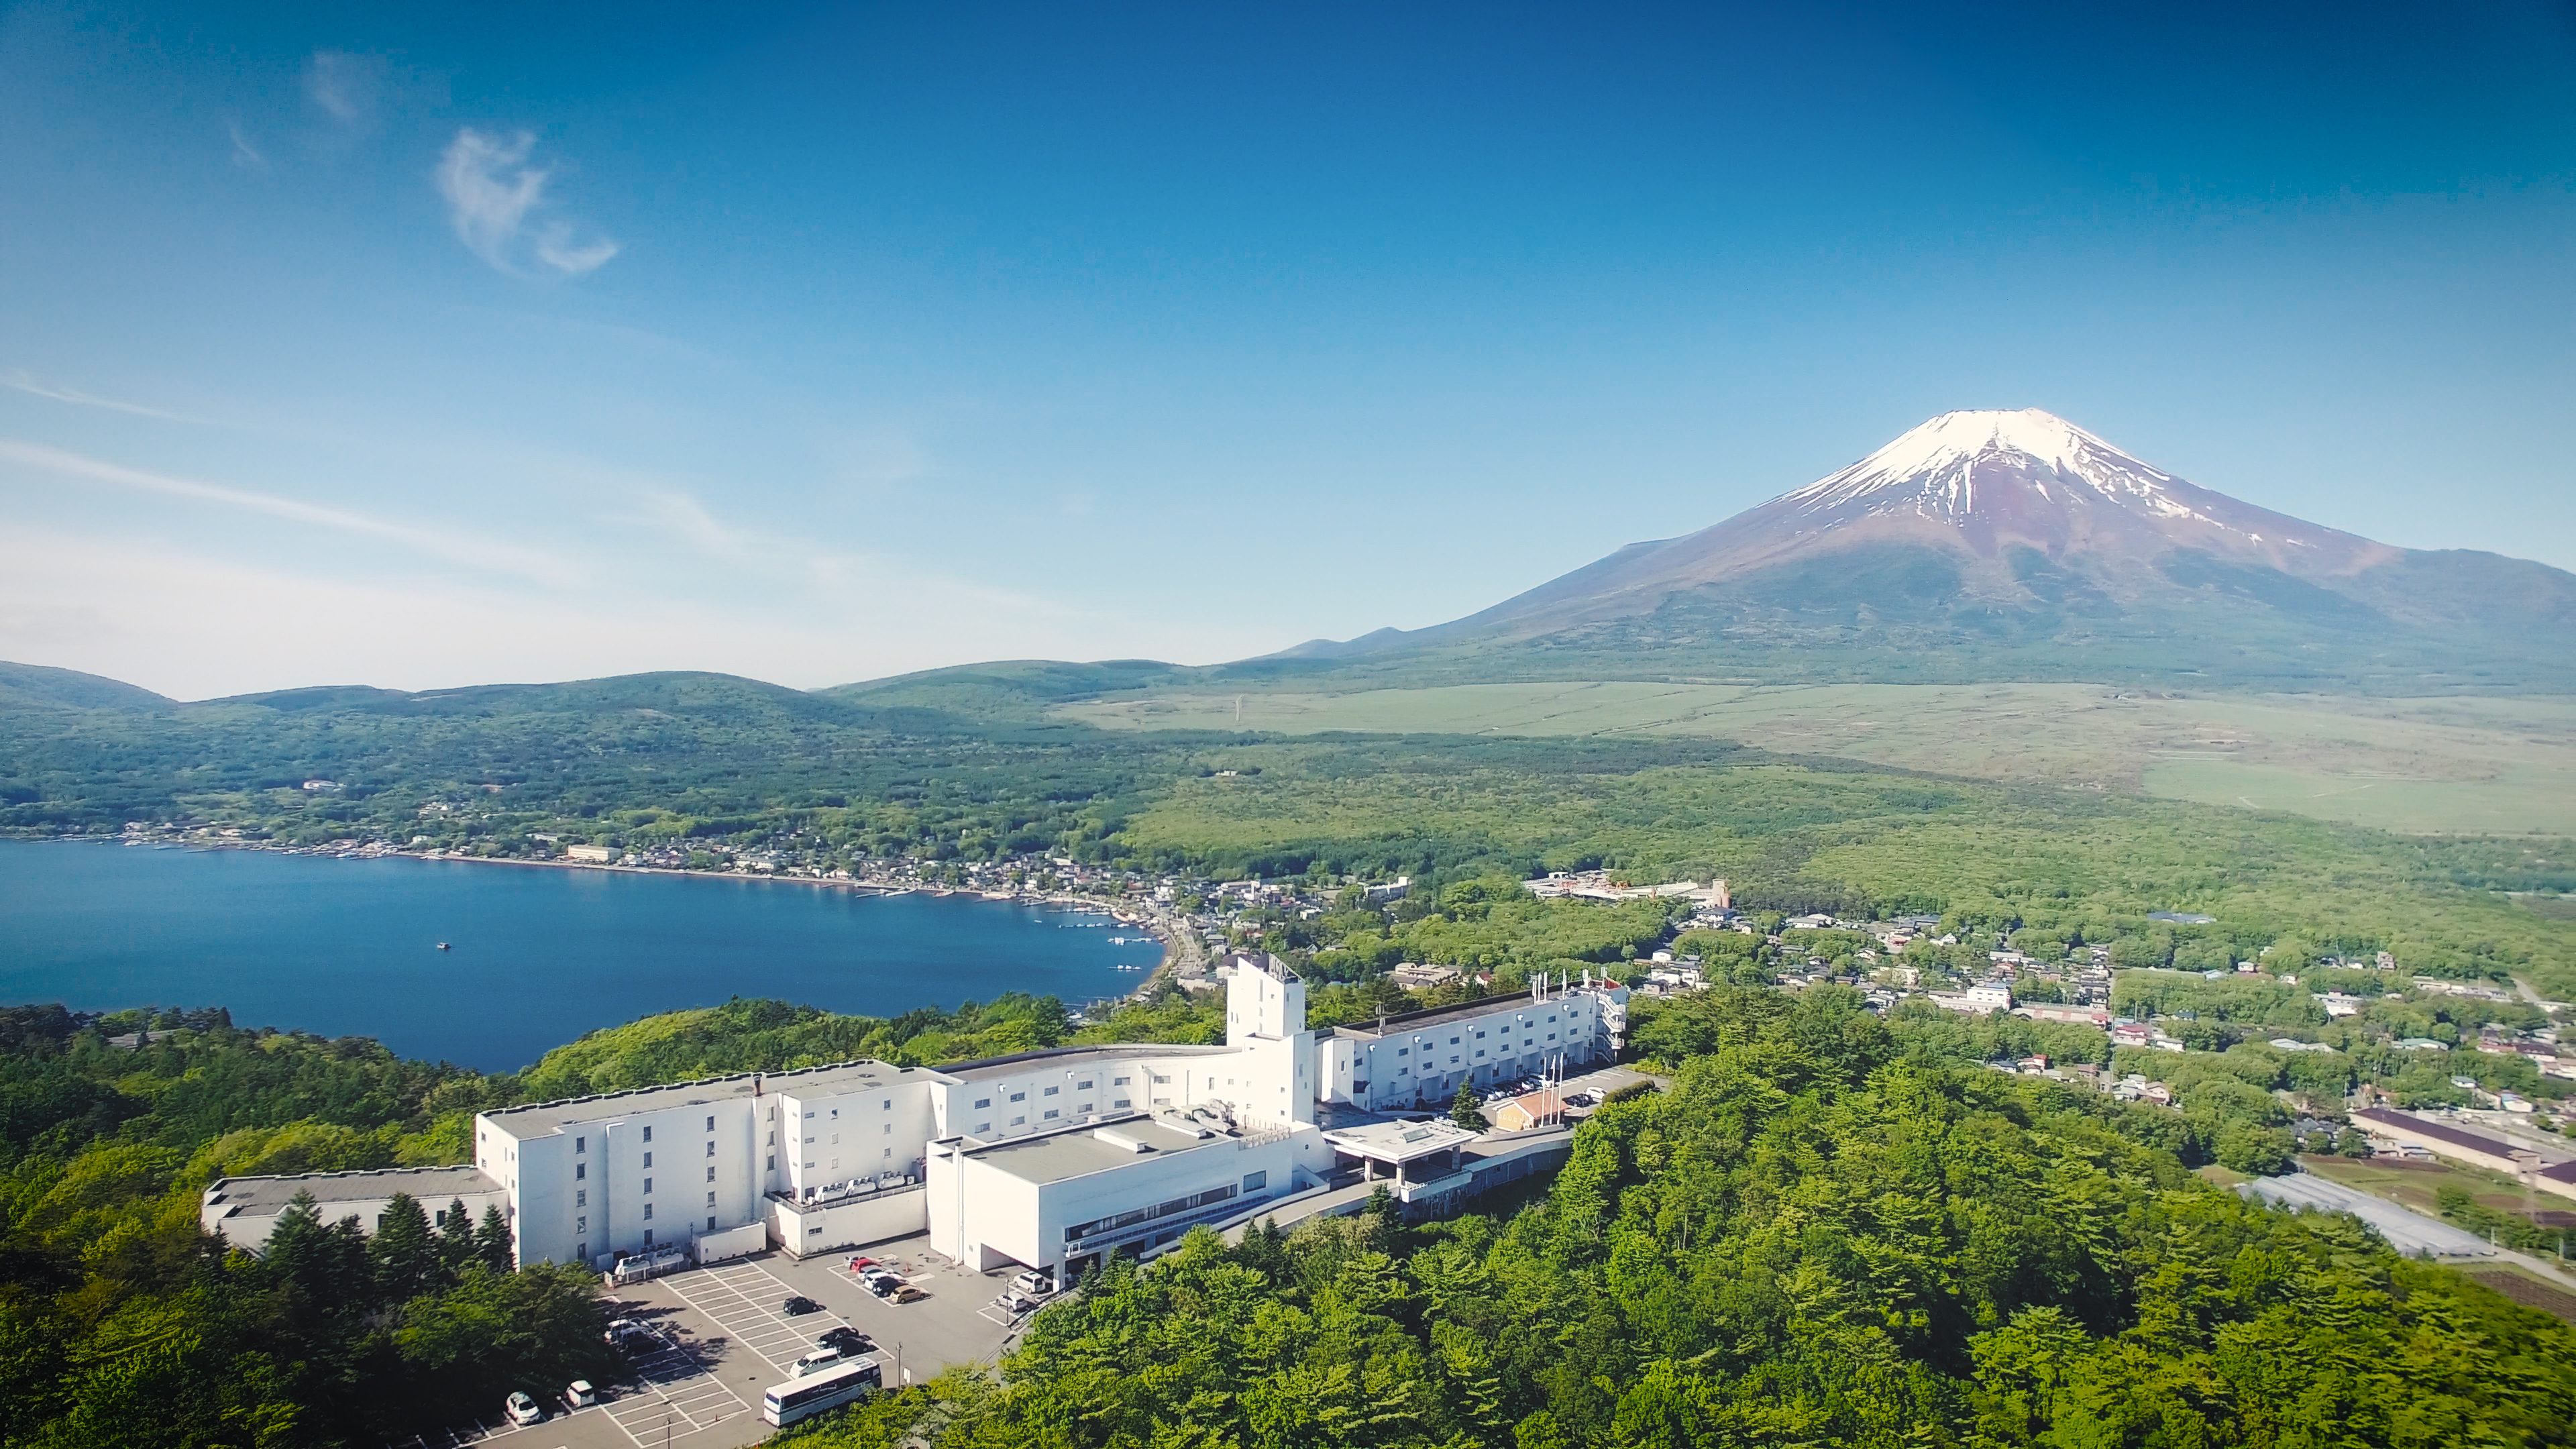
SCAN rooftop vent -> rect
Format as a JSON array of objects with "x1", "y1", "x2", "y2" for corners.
[{"x1": 1092, "y1": 1128, "x2": 1156, "y2": 1153}]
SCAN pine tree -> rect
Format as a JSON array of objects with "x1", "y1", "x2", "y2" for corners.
[
  {"x1": 474, "y1": 1204, "x2": 515, "y2": 1273},
  {"x1": 370, "y1": 1191, "x2": 441, "y2": 1302},
  {"x1": 439, "y1": 1196, "x2": 478, "y2": 1271},
  {"x1": 1450, "y1": 1079, "x2": 1484, "y2": 1131}
]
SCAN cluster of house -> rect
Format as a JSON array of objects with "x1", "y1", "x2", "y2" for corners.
[{"x1": 199, "y1": 955, "x2": 1631, "y2": 1286}]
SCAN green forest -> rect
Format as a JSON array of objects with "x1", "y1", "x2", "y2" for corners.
[{"x1": 782, "y1": 987, "x2": 2576, "y2": 1449}]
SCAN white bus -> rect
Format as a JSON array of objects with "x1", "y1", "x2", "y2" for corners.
[{"x1": 762, "y1": 1358, "x2": 881, "y2": 1428}]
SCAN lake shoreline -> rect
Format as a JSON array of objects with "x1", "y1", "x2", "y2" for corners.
[
  {"x1": 1, "y1": 840, "x2": 1167, "y2": 1071},
  {"x1": 54, "y1": 832, "x2": 1187, "y2": 1000}
]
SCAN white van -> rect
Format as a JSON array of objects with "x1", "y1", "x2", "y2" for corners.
[
  {"x1": 790, "y1": 1347, "x2": 846, "y2": 1379},
  {"x1": 1010, "y1": 1269, "x2": 1054, "y2": 1297}
]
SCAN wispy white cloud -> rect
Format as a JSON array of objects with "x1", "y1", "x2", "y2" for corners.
[
  {"x1": 0, "y1": 438, "x2": 580, "y2": 586},
  {"x1": 2, "y1": 373, "x2": 209, "y2": 425},
  {"x1": 435, "y1": 129, "x2": 620, "y2": 278},
  {"x1": 225, "y1": 121, "x2": 268, "y2": 172},
  {"x1": 305, "y1": 50, "x2": 381, "y2": 126}
]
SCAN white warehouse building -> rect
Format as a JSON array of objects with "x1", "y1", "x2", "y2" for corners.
[{"x1": 205, "y1": 955, "x2": 1628, "y2": 1285}]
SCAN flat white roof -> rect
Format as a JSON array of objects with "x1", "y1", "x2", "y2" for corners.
[
  {"x1": 204, "y1": 1165, "x2": 500, "y2": 1215},
  {"x1": 1322, "y1": 1118, "x2": 1479, "y2": 1163},
  {"x1": 480, "y1": 1059, "x2": 922, "y2": 1137},
  {"x1": 963, "y1": 1115, "x2": 1246, "y2": 1186}
]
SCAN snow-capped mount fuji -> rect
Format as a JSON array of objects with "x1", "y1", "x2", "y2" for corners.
[
  {"x1": 1277, "y1": 409, "x2": 2576, "y2": 689},
  {"x1": 1776, "y1": 409, "x2": 2387, "y2": 572}
]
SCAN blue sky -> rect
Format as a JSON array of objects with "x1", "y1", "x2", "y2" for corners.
[{"x1": 3, "y1": 0, "x2": 2572, "y2": 698}]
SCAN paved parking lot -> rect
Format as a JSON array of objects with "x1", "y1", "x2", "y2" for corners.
[{"x1": 382, "y1": 1243, "x2": 1031, "y2": 1449}]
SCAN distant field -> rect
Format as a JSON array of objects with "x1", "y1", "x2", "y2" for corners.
[{"x1": 1057, "y1": 682, "x2": 2576, "y2": 835}]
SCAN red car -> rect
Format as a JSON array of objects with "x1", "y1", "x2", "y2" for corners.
[{"x1": 846, "y1": 1255, "x2": 878, "y2": 1275}]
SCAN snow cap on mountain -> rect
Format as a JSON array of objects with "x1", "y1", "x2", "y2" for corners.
[{"x1": 1784, "y1": 408, "x2": 2196, "y2": 523}]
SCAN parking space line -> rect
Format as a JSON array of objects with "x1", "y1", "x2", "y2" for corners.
[
  {"x1": 659, "y1": 1261, "x2": 857, "y2": 1381},
  {"x1": 597, "y1": 1340, "x2": 747, "y2": 1449}
]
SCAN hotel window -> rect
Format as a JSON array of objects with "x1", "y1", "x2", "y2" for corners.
[
  {"x1": 643, "y1": 1228, "x2": 653, "y2": 1244},
  {"x1": 766, "y1": 1155, "x2": 775, "y2": 1171},
  {"x1": 642, "y1": 1203, "x2": 653, "y2": 1220},
  {"x1": 1242, "y1": 1171, "x2": 1267, "y2": 1192},
  {"x1": 882, "y1": 1123, "x2": 891, "y2": 1134},
  {"x1": 576, "y1": 1189, "x2": 586, "y2": 1208},
  {"x1": 1012, "y1": 1116, "x2": 1026, "y2": 1126},
  {"x1": 1113, "y1": 1099, "x2": 1130, "y2": 1109},
  {"x1": 706, "y1": 1216, "x2": 716, "y2": 1232},
  {"x1": 706, "y1": 1191, "x2": 716, "y2": 1207},
  {"x1": 881, "y1": 1099, "x2": 891, "y2": 1110},
  {"x1": 1076, "y1": 1080, "x2": 1094, "y2": 1091},
  {"x1": 1079, "y1": 1103, "x2": 1093, "y2": 1113},
  {"x1": 575, "y1": 1136, "x2": 586, "y2": 1153},
  {"x1": 767, "y1": 1131, "x2": 774, "y2": 1144},
  {"x1": 706, "y1": 1141, "x2": 715, "y2": 1157},
  {"x1": 642, "y1": 1126, "x2": 653, "y2": 1142},
  {"x1": 642, "y1": 1152, "x2": 653, "y2": 1169},
  {"x1": 576, "y1": 1163, "x2": 586, "y2": 1180},
  {"x1": 1044, "y1": 1086, "x2": 1059, "y2": 1097},
  {"x1": 1113, "y1": 1075, "x2": 1131, "y2": 1085},
  {"x1": 975, "y1": 1123, "x2": 991, "y2": 1133},
  {"x1": 1044, "y1": 1109, "x2": 1059, "y2": 1120},
  {"x1": 974, "y1": 1098, "x2": 991, "y2": 1110},
  {"x1": 705, "y1": 1116, "x2": 714, "y2": 1131},
  {"x1": 705, "y1": 1165, "x2": 715, "y2": 1183},
  {"x1": 578, "y1": 1241, "x2": 587, "y2": 1260},
  {"x1": 1011, "y1": 1091, "x2": 1026, "y2": 1102},
  {"x1": 576, "y1": 1215, "x2": 587, "y2": 1232}
]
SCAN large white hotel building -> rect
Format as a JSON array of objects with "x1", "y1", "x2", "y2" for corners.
[{"x1": 201, "y1": 956, "x2": 1627, "y2": 1285}]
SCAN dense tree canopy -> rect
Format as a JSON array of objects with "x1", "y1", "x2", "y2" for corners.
[{"x1": 783, "y1": 988, "x2": 2576, "y2": 1448}]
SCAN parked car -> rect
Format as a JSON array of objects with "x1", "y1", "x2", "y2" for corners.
[
  {"x1": 1009, "y1": 1269, "x2": 1055, "y2": 1298},
  {"x1": 782, "y1": 1295, "x2": 823, "y2": 1316},
  {"x1": 791, "y1": 1346, "x2": 846, "y2": 1378},
  {"x1": 816, "y1": 1326, "x2": 877, "y2": 1356},
  {"x1": 997, "y1": 1290, "x2": 1041, "y2": 1315},
  {"x1": 845, "y1": 1254, "x2": 879, "y2": 1275},
  {"x1": 860, "y1": 1271, "x2": 902, "y2": 1298},
  {"x1": 504, "y1": 1391, "x2": 544, "y2": 1426},
  {"x1": 892, "y1": 1285, "x2": 930, "y2": 1305},
  {"x1": 563, "y1": 1380, "x2": 598, "y2": 1410},
  {"x1": 604, "y1": 1319, "x2": 661, "y2": 1354}
]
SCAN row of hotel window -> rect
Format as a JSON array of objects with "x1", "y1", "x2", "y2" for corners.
[{"x1": 572, "y1": 1210, "x2": 720, "y2": 1263}]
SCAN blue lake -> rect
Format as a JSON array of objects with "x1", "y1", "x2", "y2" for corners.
[{"x1": 0, "y1": 842, "x2": 1162, "y2": 1073}]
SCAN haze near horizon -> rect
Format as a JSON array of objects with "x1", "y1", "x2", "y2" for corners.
[{"x1": 3, "y1": 0, "x2": 2573, "y2": 700}]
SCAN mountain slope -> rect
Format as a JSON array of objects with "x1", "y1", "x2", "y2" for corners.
[
  {"x1": 0, "y1": 661, "x2": 177, "y2": 712},
  {"x1": 1281, "y1": 409, "x2": 2576, "y2": 690}
]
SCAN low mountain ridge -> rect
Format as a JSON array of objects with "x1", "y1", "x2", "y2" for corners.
[{"x1": 0, "y1": 661, "x2": 177, "y2": 712}]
